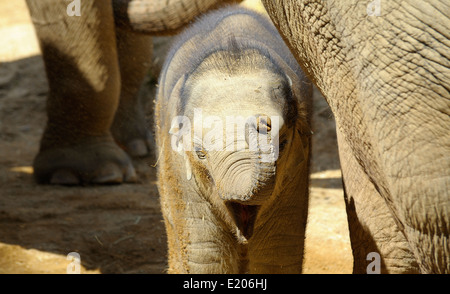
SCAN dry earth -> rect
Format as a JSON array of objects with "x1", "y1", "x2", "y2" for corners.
[{"x1": 0, "y1": 0, "x2": 352, "y2": 274}]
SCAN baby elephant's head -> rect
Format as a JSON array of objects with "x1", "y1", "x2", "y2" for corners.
[{"x1": 170, "y1": 51, "x2": 311, "y2": 239}]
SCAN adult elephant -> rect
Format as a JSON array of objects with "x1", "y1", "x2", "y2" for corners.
[
  {"x1": 262, "y1": 0, "x2": 449, "y2": 273},
  {"x1": 26, "y1": 0, "x2": 239, "y2": 185}
]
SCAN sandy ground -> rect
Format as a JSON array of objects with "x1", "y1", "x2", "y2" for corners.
[{"x1": 0, "y1": 0, "x2": 352, "y2": 274}]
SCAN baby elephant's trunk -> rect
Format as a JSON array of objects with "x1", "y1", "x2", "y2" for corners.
[
  {"x1": 213, "y1": 114, "x2": 282, "y2": 239},
  {"x1": 214, "y1": 113, "x2": 280, "y2": 203}
]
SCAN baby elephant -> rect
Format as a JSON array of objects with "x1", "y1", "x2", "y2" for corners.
[{"x1": 155, "y1": 6, "x2": 312, "y2": 273}]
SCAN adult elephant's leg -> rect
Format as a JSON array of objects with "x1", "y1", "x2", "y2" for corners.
[
  {"x1": 337, "y1": 129, "x2": 419, "y2": 274},
  {"x1": 111, "y1": 28, "x2": 153, "y2": 157},
  {"x1": 262, "y1": 0, "x2": 449, "y2": 273},
  {"x1": 27, "y1": 0, "x2": 136, "y2": 184}
]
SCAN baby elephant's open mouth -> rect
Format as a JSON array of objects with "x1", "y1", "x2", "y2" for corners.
[{"x1": 226, "y1": 202, "x2": 260, "y2": 240}]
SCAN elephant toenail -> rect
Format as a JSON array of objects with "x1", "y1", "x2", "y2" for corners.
[
  {"x1": 124, "y1": 165, "x2": 138, "y2": 183},
  {"x1": 127, "y1": 139, "x2": 148, "y2": 157},
  {"x1": 50, "y1": 170, "x2": 80, "y2": 186},
  {"x1": 92, "y1": 164, "x2": 123, "y2": 184}
]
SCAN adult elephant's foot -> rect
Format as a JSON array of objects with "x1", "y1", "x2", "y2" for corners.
[
  {"x1": 111, "y1": 105, "x2": 154, "y2": 158},
  {"x1": 33, "y1": 136, "x2": 137, "y2": 185}
]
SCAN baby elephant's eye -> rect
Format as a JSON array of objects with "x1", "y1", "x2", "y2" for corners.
[{"x1": 195, "y1": 149, "x2": 207, "y2": 160}]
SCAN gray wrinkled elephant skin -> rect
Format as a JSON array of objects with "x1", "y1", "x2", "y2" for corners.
[{"x1": 262, "y1": 0, "x2": 450, "y2": 274}]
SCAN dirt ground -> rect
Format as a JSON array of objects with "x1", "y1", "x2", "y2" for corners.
[{"x1": 0, "y1": 0, "x2": 352, "y2": 274}]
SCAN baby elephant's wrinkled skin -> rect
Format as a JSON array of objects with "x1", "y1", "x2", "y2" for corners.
[{"x1": 155, "y1": 6, "x2": 312, "y2": 273}]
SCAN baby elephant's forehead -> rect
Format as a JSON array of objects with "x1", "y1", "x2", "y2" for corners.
[{"x1": 183, "y1": 71, "x2": 289, "y2": 115}]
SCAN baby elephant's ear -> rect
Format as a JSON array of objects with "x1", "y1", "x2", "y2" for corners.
[
  {"x1": 168, "y1": 73, "x2": 187, "y2": 105},
  {"x1": 170, "y1": 74, "x2": 192, "y2": 181}
]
